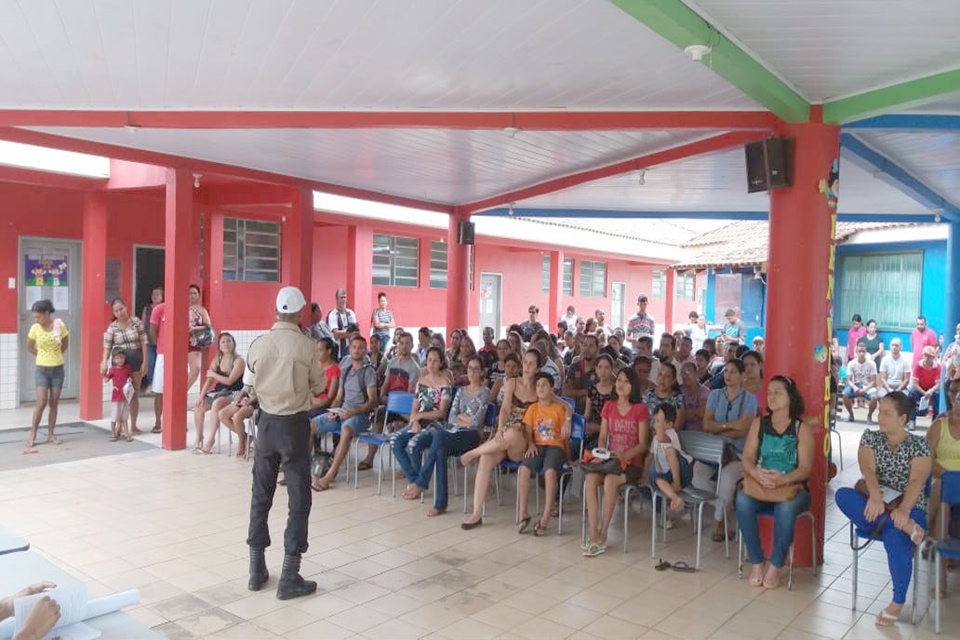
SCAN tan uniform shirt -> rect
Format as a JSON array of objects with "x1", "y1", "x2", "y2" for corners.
[{"x1": 247, "y1": 322, "x2": 325, "y2": 415}]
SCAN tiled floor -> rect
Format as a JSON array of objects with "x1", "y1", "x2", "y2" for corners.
[{"x1": 1, "y1": 402, "x2": 957, "y2": 639}]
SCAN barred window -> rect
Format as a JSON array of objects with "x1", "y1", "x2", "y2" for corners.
[
  {"x1": 652, "y1": 269, "x2": 667, "y2": 300},
  {"x1": 579, "y1": 260, "x2": 606, "y2": 297},
  {"x1": 563, "y1": 258, "x2": 574, "y2": 295},
  {"x1": 373, "y1": 234, "x2": 419, "y2": 287},
  {"x1": 223, "y1": 218, "x2": 281, "y2": 282},
  {"x1": 677, "y1": 271, "x2": 696, "y2": 301},
  {"x1": 542, "y1": 255, "x2": 551, "y2": 294},
  {"x1": 838, "y1": 252, "x2": 922, "y2": 331},
  {"x1": 430, "y1": 241, "x2": 448, "y2": 289}
]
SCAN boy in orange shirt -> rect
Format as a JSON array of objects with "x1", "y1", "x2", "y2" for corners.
[{"x1": 517, "y1": 372, "x2": 572, "y2": 536}]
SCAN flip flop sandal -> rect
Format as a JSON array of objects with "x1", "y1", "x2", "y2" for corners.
[
  {"x1": 583, "y1": 543, "x2": 605, "y2": 558},
  {"x1": 551, "y1": 505, "x2": 560, "y2": 518},
  {"x1": 875, "y1": 608, "x2": 899, "y2": 627},
  {"x1": 125, "y1": 436, "x2": 134, "y2": 442},
  {"x1": 151, "y1": 426, "x2": 162, "y2": 434},
  {"x1": 427, "y1": 508, "x2": 446, "y2": 517},
  {"x1": 654, "y1": 559, "x2": 672, "y2": 571},
  {"x1": 357, "y1": 461, "x2": 374, "y2": 471},
  {"x1": 533, "y1": 522, "x2": 547, "y2": 537},
  {"x1": 910, "y1": 524, "x2": 927, "y2": 546},
  {"x1": 671, "y1": 561, "x2": 697, "y2": 573},
  {"x1": 109, "y1": 434, "x2": 119, "y2": 442},
  {"x1": 518, "y1": 517, "x2": 532, "y2": 534}
]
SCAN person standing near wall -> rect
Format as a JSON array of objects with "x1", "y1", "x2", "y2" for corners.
[
  {"x1": 371, "y1": 292, "x2": 395, "y2": 354},
  {"x1": 141, "y1": 286, "x2": 163, "y2": 392},
  {"x1": 26, "y1": 299, "x2": 68, "y2": 447},
  {"x1": 327, "y1": 288, "x2": 357, "y2": 357},
  {"x1": 246, "y1": 286, "x2": 325, "y2": 600}
]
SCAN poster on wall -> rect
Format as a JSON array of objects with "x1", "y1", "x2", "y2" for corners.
[{"x1": 24, "y1": 252, "x2": 69, "y2": 287}]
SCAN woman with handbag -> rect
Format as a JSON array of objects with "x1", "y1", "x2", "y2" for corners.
[
  {"x1": 186, "y1": 283, "x2": 214, "y2": 393},
  {"x1": 735, "y1": 375, "x2": 814, "y2": 589},
  {"x1": 582, "y1": 367, "x2": 650, "y2": 557},
  {"x1": 835, "y1": 391, "x2": 931, "y2": 626}
]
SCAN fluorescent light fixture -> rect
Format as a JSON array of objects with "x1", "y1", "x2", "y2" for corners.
[
  {"x1": 311, "y1": 191, "x2": 447, "y2": 228},
  {"x1": 0, "y1": 141, "x2": 110, "y2": 178}
]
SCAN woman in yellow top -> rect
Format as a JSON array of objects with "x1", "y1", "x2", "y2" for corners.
[
  {"x1": 927, "y1": 384, "x2": 960, "y2": 544},
  {"x1": 26, "y1": 299, "x2": 69, "y2": 447}
]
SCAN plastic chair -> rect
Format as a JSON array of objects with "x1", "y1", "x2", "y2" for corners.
[
  {"x1": 650, "y1": 431, "x2": 731, "y2": 568},
  {"x1": 354, "y1": 391, "x2": 414, "y2": 495},
  {"x1": 933, "y1": 471, "x2": 960, "y2": 634},
  {"x1": 848, "y1": 479, "x2": 931, "y2": 625},
  {"x1": 737, "y1": 510, "x2": 818, "y2": 590}
]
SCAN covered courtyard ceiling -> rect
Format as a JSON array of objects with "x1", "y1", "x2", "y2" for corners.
[{"x1": 0, "y1": 0, "x2": 959, "y2": 222}]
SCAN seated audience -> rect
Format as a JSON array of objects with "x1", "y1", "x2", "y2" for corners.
[
  {"x1": 507, "y1": 330, "x2": 524, "y2": 355},
  {"x1": 397, "y1": 347, "x2": 453, "y2": 500},
  {"x1": 460, "y1": 349, "x2": 543, "y2": 529},
  {"x1": 446, "y1": 329, "x2": 463, "y2": 365},
  {"x1": 563, "y1": 334, "x2": 599, "y2": 413},
  {"x1": 309, "y1": 303, "x2": 333, "y2": 342},
  {"x1": 680, "y1": 361, "x2": 711, "y2": 432},
  {"x1": 219, "y1": 385, "x2": 257, "y2": 459},
  {"x1": 835, "y1": 391, "x2": 931, "y2": 626},
  {"x1": 695, "y1": 348, "x2": 712, "y2": 385},
  {"x1": 312, "y1": 335, "x2": 379, "y2": 490},
  {"x1": 409, "y1": 356, "x2": 491, "y2": 516},
  {"x1": 358, "y1": 331, "x2": 418, "y2": 470},
  {"x1": 584, "y1": 354, "x2": 616, "y2": 448},
  {"x1": 631, "y1": 356, "x2": 656, "y2": 395},
  {"x1": 520, "y1": 305, "x2": 545, "y2": 342},
  {"x1": 752, "y1": 336, "x2": 765, "y2": 355},
  {"x1": 478, "y1": 326, "x2": 498, "y2": 373},
  {"x1": 416, "y1": 326, "x2": 431, "y2": 365},
  {"x1": 844, "y1": 342, "x2": 878, "y2": 423},
  {"x1": 310, "y1": 337, "x2": 340, "y2": 416},
  {"x1": 879, "y1": 338, "x2": 910, "y2": 399},
  {"x1": 736, "y1": 376, "x2": 813, "y2": 589},
  {"x1": 194, "y1": 332, "x2": 244, "y2": 454},
  {"x1": 742, "y1": 349, "x2": 766, "y2": 409},
  {"x1": 677, "y1": 335, "x2": 695, "y2": 365},
  {"x1": 492, "y1": 352, "x2": 521, "y2": 405},
  {"x1": 583, "y1": 368, "x2": 649, "y2": 556},
  {"x1": 643, "y1": 362, "x2": 686, "y2": 433},
  {"x1": 926, "y1": 384, "x2": 960, "y2": 571},
  {"x1": 517, "y1": 372, "x2": 572, "y2": 536},
  {"x1": 650, "y1": 404, "x2": 694, "y2": 514},
  {"x1": 909, "y1": 346, "x2": 941, "y2": 429},
  {"x1": 696, "y1": 358, "x2": 759, "y2": 542}
]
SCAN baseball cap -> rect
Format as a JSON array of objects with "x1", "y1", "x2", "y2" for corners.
[{"x1": 276, "y1": 286, "x2": 307, "y2": 313}]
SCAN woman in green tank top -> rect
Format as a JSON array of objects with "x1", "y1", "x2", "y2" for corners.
[{"x1": 736, "y1": 376, "x2": 815, "y2": 589}]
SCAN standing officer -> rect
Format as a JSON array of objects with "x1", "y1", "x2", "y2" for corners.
[{"x1": 246, "y1": 286, "x2": 325, "y2": 600}]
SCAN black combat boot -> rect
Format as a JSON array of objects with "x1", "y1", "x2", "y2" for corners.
[
  {"x1": 276, "y1": 553, "x2": 317, "y2": 600},
  {"x1": 248, "y1": 547, "x2": 269, "y2": 591}
]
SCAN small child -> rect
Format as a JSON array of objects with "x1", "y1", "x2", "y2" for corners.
[
  {"x1": 517, "y1": 372, "x2": 572, "y2": 536},
  {"x1": 650, "y1": 404, "x2": 693, "y2": 512},
  {"x1": 105, "y1": 348, "x2": 133, "y2": 442}
]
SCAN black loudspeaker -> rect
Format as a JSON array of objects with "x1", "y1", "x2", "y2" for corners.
[
  {"x1": 745, "y1": 138, "x2": 793, "y2": 193},
  {"x1": 458, "y1": 220, "x2": 475, "y2": 245}
]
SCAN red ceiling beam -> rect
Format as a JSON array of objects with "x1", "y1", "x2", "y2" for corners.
[
  {"x1": 204, "y1": 183, "x2": 298, "y2": 207},
  {"x1": 0, "y1": 164, "x2": 107, "y2": 191},
  {"x1": 106, "y1": 159, "x2": 167, "y2": 190},
  {"x1": 0, "y1": 127, "x2": 453, "y2": 213},
  {"x1": 460, "y1": 131, "x2": 764, "y2": 213},
  {"x1": 0, "y1": 110, "x2": 778, "y2": 131}
]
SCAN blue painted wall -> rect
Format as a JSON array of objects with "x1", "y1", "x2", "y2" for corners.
[
  {"x1": 834, "y1": 240, "x2": 948, "y2": 352},
  {"x1": 704, "y1": 268, "x2": 767, "y2": 344}
]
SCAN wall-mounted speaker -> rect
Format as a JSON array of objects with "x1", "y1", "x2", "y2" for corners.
[
  {"x1": 458, "y1": 220, "x2": 475, "y2": 245},
  {"x1": 745, "y1": 138, "x2": 793, "y2": 193}
]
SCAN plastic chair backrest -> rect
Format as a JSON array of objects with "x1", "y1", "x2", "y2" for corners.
[
  {"x1": 560, "y1": 395, "x2": 577, "y2": 412},
  {"x1": 679, "y1": 430, "x2": 725, "y2": 467},
  {"x1": 940, "y1": 471, "x2": 960, "y2": 507},
  {"x1": 484, "y1": 403, "x2": 499, "y2": 427},
  {"x1": 571, "y1": 413, "x2": 586, "y2": 442},
  {"x1": 385, "y1": 391, "x2": 415, "y2": 415}
]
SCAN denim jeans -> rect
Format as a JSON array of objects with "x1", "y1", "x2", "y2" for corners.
[
  {"x1": 835, "y1": 486, "x2": 927, "y2": 605},
  {"x1": 908, "y1": 389, "x2": 940, "y2": 422},
  {"x1": 392, "y1": 428, "x2": 435, "y2": 483},
  {"x1": 414, "y1": 429, "x2": 482, "y2": 510},
  {"x1": 735, "y1": 488, "x2": 811, "y2": 568}
]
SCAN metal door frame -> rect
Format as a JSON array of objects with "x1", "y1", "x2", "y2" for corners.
[{"x1": 479, "y1": 272, "x2": 503, "y2": 339}]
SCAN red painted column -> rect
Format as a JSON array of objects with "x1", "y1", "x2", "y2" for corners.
[
  {"x1": 79, "y1": 191, "x2": 108, "y2": 420},
  {"x1": 548, "y1": 250, "x2": 564, "y2": 332},
  {"x1": 764, "y1": 112, "x2": 839, "y2": 566},
  {"x1": 346, "y1": 224, "x2": 373, "y2": 336},
  {"x1": 446, "y1": 209, "x2": 470, "y2": 333},
  {"x1": 208, "y1": 211, "x2": 225, "y2": 333},
  {"x1": 284, "y1": 188, "x2": 315, "y2": 300},
  {"x1": 664, "y1": 268, "x2": 676, "y2": 333},
  {"x1": 161, "y1": 169, "x2": 192, "y2": 450}
]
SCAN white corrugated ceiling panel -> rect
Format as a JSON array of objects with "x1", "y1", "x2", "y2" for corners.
[
  {"x1": 853, "y1": 131, "x2": 960, "y2": 205},
  {"x1": 687, "y1": 0, "x2": 960, "y2": 102},
  {"x1": 0, "y1": 0, "x2": 758, "y2": 110}
]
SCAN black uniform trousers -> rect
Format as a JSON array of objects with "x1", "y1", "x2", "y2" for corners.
[{"x1": 247, "y1": 410, "x2": 312, "y2": 555}]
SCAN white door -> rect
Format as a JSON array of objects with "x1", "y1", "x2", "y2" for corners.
[
  {"x1": 611, "y1": 281, "x2": 626, "y2": 329},
  {"x1": 19, "y1": 239, "x2": 82, "y2": 403},
  {"x1": 478, "y1": 273, "x2": 502, "y2": 339}
]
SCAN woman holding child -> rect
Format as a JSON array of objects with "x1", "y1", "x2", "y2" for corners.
[
  {"x1": 583, "y1": 367, "x2": 650, "y2": 556},
  {"x1": 735, "y1": 375, "x2": 814, "y2": 589}
]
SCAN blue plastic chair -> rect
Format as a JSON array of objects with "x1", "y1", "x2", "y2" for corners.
[
  {"x1": 933, "y1": 471, "x2": 960, "y2": 634},
  {"x1": 355, "y1": 391, "x2": 414, "y2": 495}
]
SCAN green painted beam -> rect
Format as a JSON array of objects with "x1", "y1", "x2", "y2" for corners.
[
  {"x1": 610, "y1": 0, "x2": 809, "y2": 122},
  {"x1": 823, "y1": 68, "x2": 960, "y2": 123}
]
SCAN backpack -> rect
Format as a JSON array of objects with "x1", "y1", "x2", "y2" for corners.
[{"x1": 341, "y1": 360, "x2": 380, "y2": 407}]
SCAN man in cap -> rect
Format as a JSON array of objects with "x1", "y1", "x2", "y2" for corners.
[{"x1": 246, "y1": 286, "x2": 325, "y2": 600}]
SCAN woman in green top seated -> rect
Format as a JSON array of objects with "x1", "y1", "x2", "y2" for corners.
[{"x1": 735, "y1": 375, "x2": 814, "y2": 589}]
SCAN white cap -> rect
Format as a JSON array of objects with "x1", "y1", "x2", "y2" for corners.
[{"x1": 276, "y1": 286, "x2": 306, "y2": 313}]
